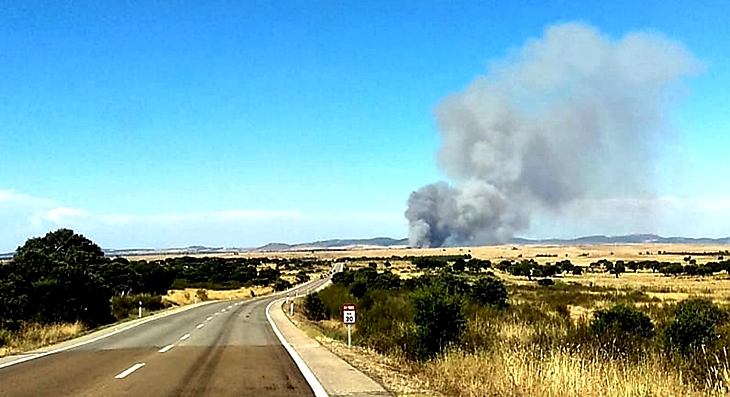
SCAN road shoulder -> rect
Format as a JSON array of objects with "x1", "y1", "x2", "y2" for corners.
[{"x1": 267, "y1": 297, "x2": 390, "y2": 397}]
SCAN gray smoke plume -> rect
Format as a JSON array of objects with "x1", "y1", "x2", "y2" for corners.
[{"x1": 406, "y1": 22, "x2": 701, "y2": 248}]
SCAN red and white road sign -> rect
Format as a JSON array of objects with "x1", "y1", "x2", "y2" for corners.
[{"x1": 342, "y1": 303, "x2": 357, "y2": 325}]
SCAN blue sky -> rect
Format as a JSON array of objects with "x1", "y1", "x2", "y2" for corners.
[{"x1": 1, "y1": 0, "x2": 729, "y2": 251}]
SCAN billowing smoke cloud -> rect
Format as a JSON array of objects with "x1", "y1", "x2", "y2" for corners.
[{"x1": 406, "y1": 22, "x2": 702, "y2": 247}]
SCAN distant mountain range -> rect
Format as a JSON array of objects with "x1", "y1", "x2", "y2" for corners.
[
  {"x1": 1, "y1": 234, "x2": 728, "y2": 259},
  {"x1": 255, "y1": 237, "x2": 409, "y2": 252},
  {"x1": 511, "y1": 234, "x2": 730, "y2": 245}
]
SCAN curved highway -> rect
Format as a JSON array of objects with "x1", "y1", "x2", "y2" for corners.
[{"x1": 0, "y1": 270, "x2": 336, "y2": 397}]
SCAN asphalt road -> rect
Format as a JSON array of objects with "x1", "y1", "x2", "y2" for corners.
[{"x1": 0, "y1": 272, "x2": 335, "y2": 397}]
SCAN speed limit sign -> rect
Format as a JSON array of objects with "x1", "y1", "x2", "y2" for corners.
[{"x1": 342, "y1": 303, "x2": 357, "y2": 325}]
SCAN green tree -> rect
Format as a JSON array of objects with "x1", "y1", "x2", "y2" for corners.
[
  {"x1": 612, "y1": 261, "x2": 626, "y2": 278},
  {"x1": 452, "y1": 258, "x2": 466, "y2": 273},
  {"x1": 10, "y1": 229, "x2": 114, "y2": 326}
]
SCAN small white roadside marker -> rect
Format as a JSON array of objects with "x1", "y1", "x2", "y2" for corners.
[
  {"x1": 158, "y1": 344, "x2": 175, "y2": 353},
  {"x1": 180, "y1": 334, "x2": 190, "y2": 341},
  {"x1": 196, "y1": 324, "x2": 204, "y2": 329},
  {"x1": 115, "y1": 363, "x2": 145, "y2": 379},
  {"x1": 206, "y1": 316, "x2": 213, "y2": 321}
]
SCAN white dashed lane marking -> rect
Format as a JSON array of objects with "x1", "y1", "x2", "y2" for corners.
[
  {"x1": 158, "y1": 344, "x2": 175, "y2": 353},
  {"x1": 180, "y1": 334, "x2": 190, "y2": 341},
  {"x1": 115, "y1": 363, "x2": 145, "y2": 379},
  {"x1": 196, "y1": 324, "x2": 204, "y2": 329},
  {"x1": 206, "y1": 316, "x2": 213, "y2": 321}
]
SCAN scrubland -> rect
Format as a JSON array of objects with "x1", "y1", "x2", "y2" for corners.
[{"x1": 290, "y1": 245, "x2": 730, "y2": 397}]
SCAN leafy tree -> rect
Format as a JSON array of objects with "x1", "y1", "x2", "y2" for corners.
[
  {"x1": 452, "y1": 258, "x2": 466, "y2": 272},
  {"x1": 9, "y1": 229, "x2": 114, "y2": 326},
  {"x1": 612, "y1": 261, "x2": 626, "y2": 278}
]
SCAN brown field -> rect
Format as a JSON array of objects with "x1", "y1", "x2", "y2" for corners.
[{"x1": 127, "y1": 243, "x2": 727, "y2": 263}]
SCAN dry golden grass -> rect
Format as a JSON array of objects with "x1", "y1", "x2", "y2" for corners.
[
  {"x1": 163, "y1": 286, "x2": 273, "y2": 306},
  {"x1": 0, "y1": 322, "x2": 86, "y2": 357},
  {"x1": 421, "y1": 345, "x2": 728, "y2": 397}
]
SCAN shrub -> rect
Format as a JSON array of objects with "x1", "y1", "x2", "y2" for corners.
[
  {"x1": 537, "y1": 278, "x2": 554, "y2": 287},
  {"x1": 111, "y1": 294, "x2": 167, "y2": 321},
  {"x1": 332, "y1": 270, "x2": 354, "y2": 286},
  {"x1": 469, "y1": 276, "x2": 508, "y2": 308},
  {"x1": 664, "y1": 298, "x2": 728, "y2": 355},
  {"x1": 295, "y1": 271, "x2": 310, "y2": 284},
  {"x1": 317, "y1": 283, "x2": 355, "y2": 319},
  {"x1": 591, "y1": 304, "x2": 654, "y2": 341},
  {"x1": 273, "y1": 278, "x2": 292, "y2": 292},
  {"x1": 452, "y1": 258, "x2": 466, "y2": 272},
  {"x1": 358, "y1": 291, "x2": 414, "y2": 354},
  {"x1": 410, "y1": 283, "x2": 466, "y2": 361},
  {"x1": 303, "y1": 294, "x2": 327, "y2": 321}
]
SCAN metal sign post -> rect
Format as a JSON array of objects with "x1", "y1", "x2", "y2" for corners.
[{"x1": 341, "y1": 303, "x2": 357, "y2": 347}]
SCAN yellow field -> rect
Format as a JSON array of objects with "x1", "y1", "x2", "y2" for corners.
[{"x1": 163, "y1": 285, "x2": 273, "y2": 306}]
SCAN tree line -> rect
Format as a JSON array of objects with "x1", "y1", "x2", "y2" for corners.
[{"x1": 0, "y1": 229, "x2": 315, "y2": 330}]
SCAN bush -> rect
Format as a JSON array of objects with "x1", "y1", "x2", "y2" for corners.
[
  {"x1": 469, "y1": 276, "x2": 508, "y2": 308},
  {"x1": 303, "y1": 294, "x2": 327, "y2": 321},
  {"x1": 590, "y1": 304, "x2": 654, "y2": 355},
  {"x1": 317, "y1": 283, "x2": 355, "y2": 320},
  {"x1": 111, "y1": 294, "x2": 168, "y2": 321},
  {"x1": 410, "y1": 283, "x2": 466, "y2": 361},
  {"x1": 358, "y1": 291, "x2": 414, "y2": 354},
  {"x1": 295, "y1": 271, "x2": 310, "y2": 284},
  {"x1": 273, "y1": 278, "x2": 292, "y2": 292},
  {"x1": 664, "y1": 298, "x2": 728, "y2": 355},
  {"x1": 537, "y1": 278, "x2": 555, "y2": 287}
]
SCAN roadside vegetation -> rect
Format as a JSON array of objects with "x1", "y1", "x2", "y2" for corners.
[
  {"x1": 298, "y1": 258, "x2": 730, "y2": 397},
  {"x1": 0, "y1": 228, "x2": 324, "y2": 357}
]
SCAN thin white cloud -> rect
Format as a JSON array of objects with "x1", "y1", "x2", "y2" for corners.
[
  {"x1": 41, "y1": 207, "x2": 89, "y2": 223},
  {"x1": 2, "y1": 189, "x2": 728, "y2": 252},
  {"x1": 0, "y1": 190, "x2": 406, "y2": 251}
]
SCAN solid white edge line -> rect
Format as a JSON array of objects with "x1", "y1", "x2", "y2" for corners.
[
  {"x1": 197, "y1": 324, "x2": 204, "y2": 329},
  {"x1": 0, "y1": 300, "x2": 218, "y2": 370},
  {"x1": 266, "y1": 298, "x2": 329, "y2": 397},
  {"x1": 115, "y1": 363, "x2": 145, "y2": 379},
  {"x1": 180, "y1": 334, "x2": 190, "y2": 341},
  {"x1": 158, "y1": 344, "x2": 175, "y2": 353}
]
